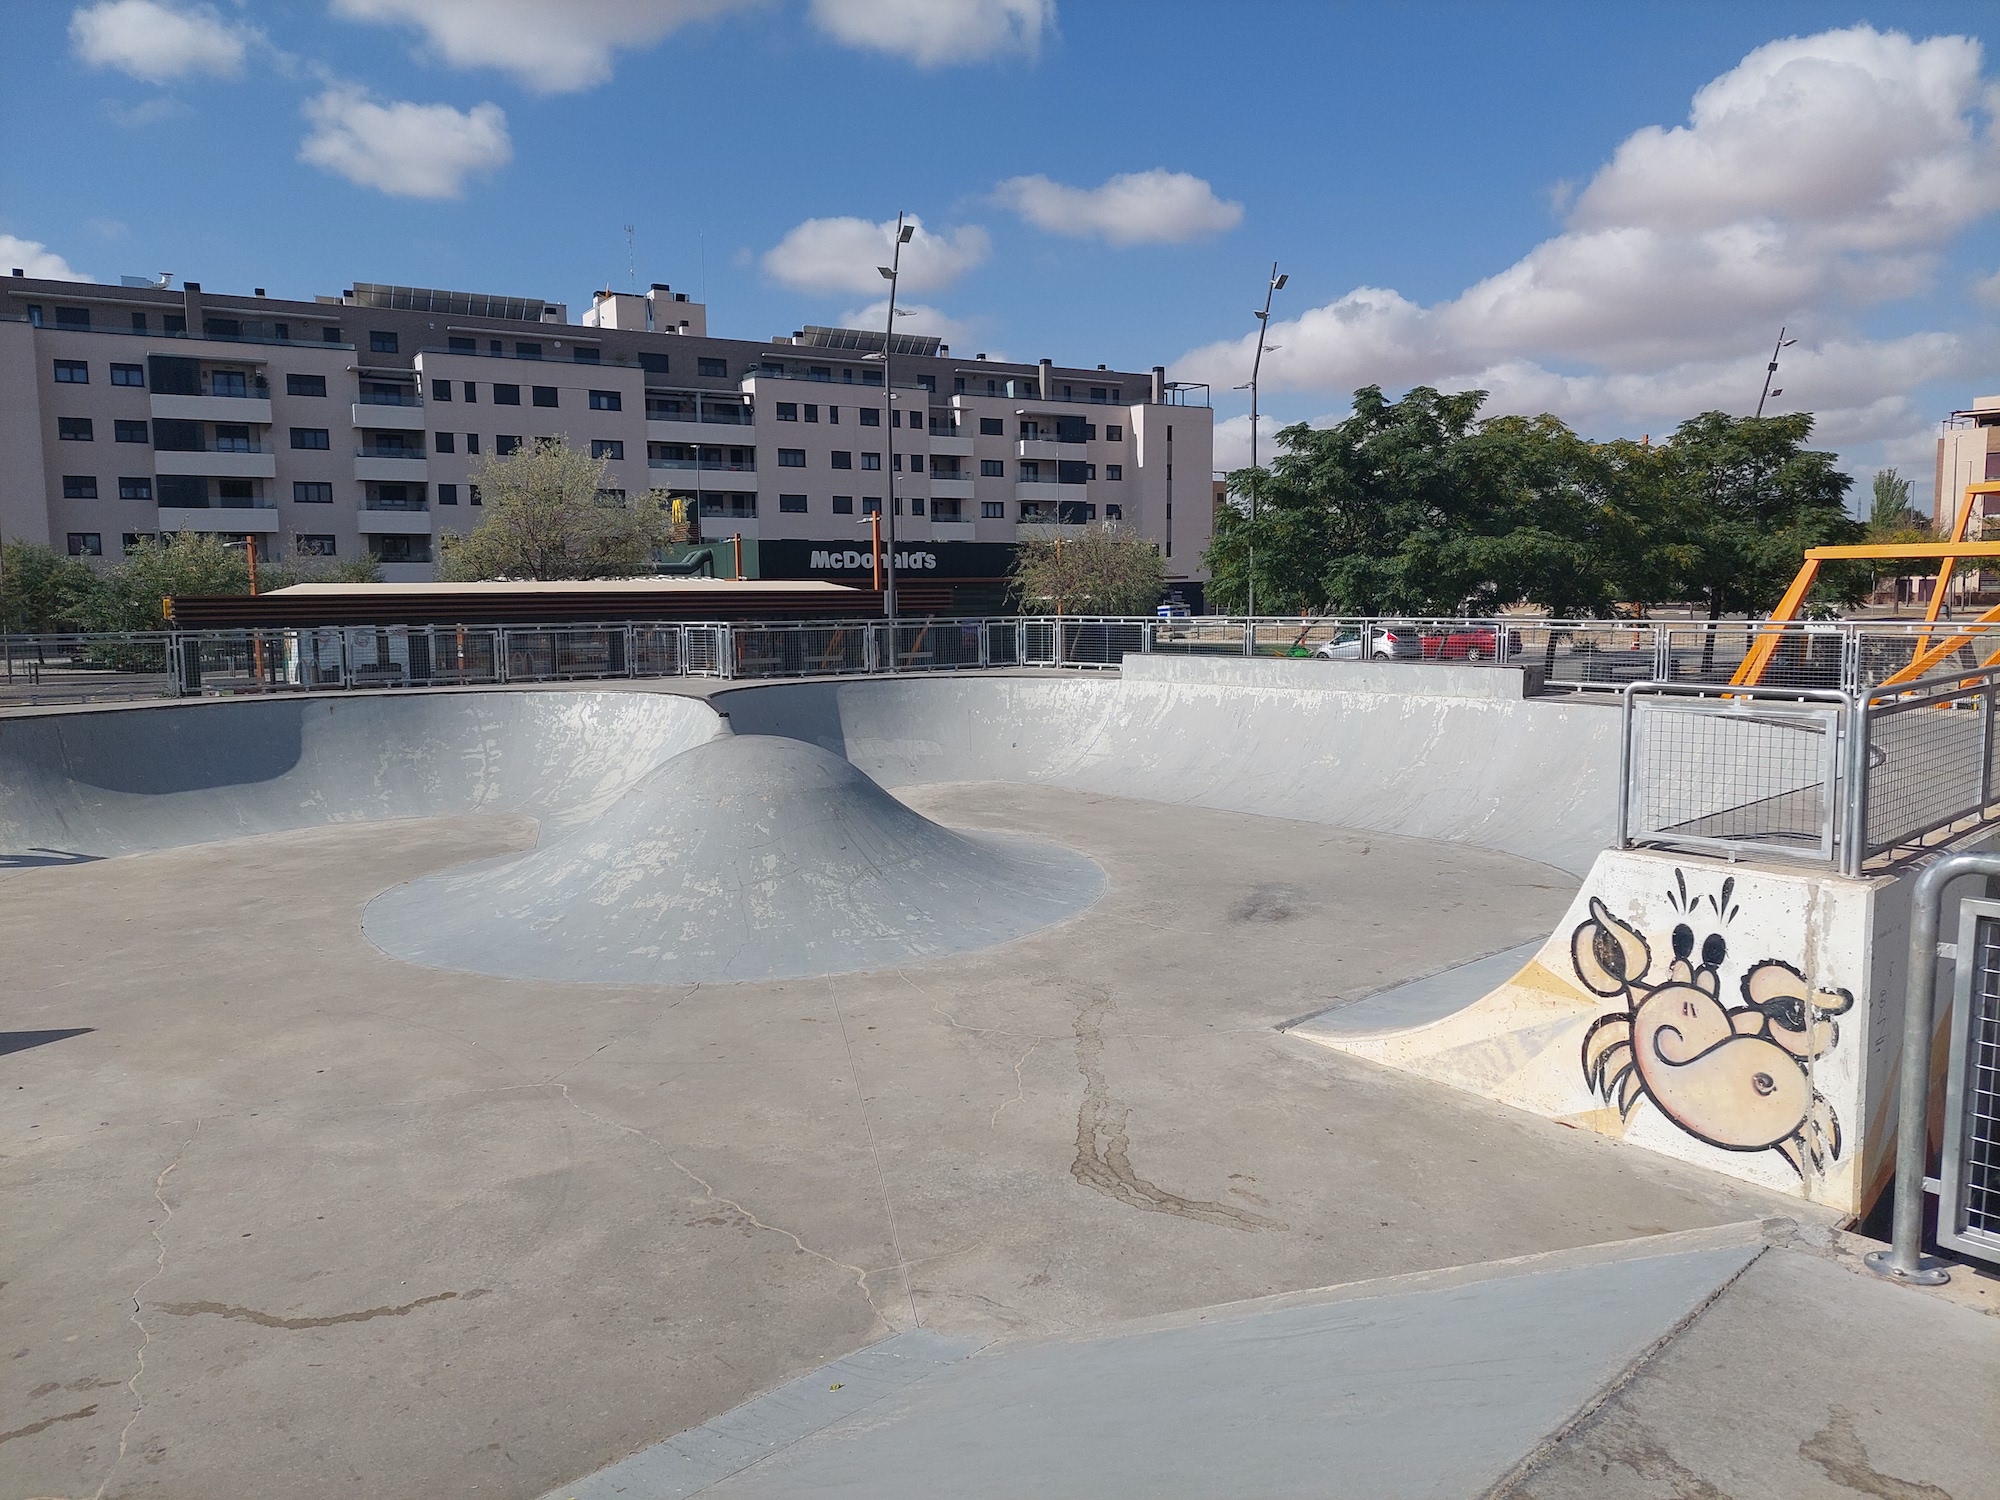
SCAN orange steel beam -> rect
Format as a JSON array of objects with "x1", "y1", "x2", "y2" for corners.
[
  {"x1": 1876, "y1": 600, "x2": 2000, "y2": 689},
  {"x1": 1732, "y1": 558, "x2": 1823, "y2": 686}
]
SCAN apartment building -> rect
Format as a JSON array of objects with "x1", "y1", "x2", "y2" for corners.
[
  {"x1": 0, "y1": 271, "x2": 1213, "y2": 609},
  {"x1": 1936, "y1": 393, "x2": 2000, "y2": 532}
]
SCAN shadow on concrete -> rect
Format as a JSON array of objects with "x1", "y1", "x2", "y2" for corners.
[{"x1": 0, "y1": 1028, "x2": 95, "y2": 1056}]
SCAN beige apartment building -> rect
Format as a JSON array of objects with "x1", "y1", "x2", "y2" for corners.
[
  {"x1": 0, "y1": 271, "x2": 1213, "y2": 609},
  {"x1": 1936, "y1": 393, "x2": 2000, "y2": 531}
]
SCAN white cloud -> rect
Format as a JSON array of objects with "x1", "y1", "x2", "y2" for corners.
[
  {"x1": 996, "y1": 168, "x2": 1243, "y2": 245},
  {"x1": 840, "y1": 298, "x2": 983, "y2": 351},
  {"x1": 809, "y1": 0, "x2": 1051, "y2": 67},
  {"x1": 329, "y1": 0, "x2": 754, "y2": 93},
  {"x1": 0, "y1": 235, "x2": 91, "y2": 282},
  {"x1": 1976, "y1": 269, "x2": 2000, "y2": 308},
  {"x1": 299, "y1": 87, "x2": 512, "y2": 199},
  {"x1": 70, "y1": 0, "x2": 253, "y2": 82},
  {"x1": 763, "y1": 214, "x2": 991, "y2": 295},
  {"x1": 1178, "y1": 26, "x2": 2000, "y2": 489}
]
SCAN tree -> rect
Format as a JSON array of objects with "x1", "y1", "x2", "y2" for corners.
[
  {"x1": 86, "y1": 533, "x2": 256, "y2": 632},
  {"x1": 1011, "y1": 521, "x2": 1166, "y2": 615},
  {"x1": 1656, "y1": 411, "x2": 1863, "y2": 622},
  {"x1": 0, "y1": 541, "x2": 105, "y2": 633},
  {"x1": 1870, "y1": 468, "x2": 1927, "y2": 535},
  {"x1": 438, "y1": 439, "x2": 670, "y2": 580}
]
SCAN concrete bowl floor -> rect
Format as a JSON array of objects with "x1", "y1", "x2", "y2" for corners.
[{"x1": 0, "y1": 784, "x2": 1811, "y2": 1500}]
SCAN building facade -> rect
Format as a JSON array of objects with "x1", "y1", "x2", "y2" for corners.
[
  {"x1": 0, "y1": 272, "x2": 1213, "y2": 609},
  {"x1": 1936, "y1": 393, "x2": 2000, "y2": 532}
]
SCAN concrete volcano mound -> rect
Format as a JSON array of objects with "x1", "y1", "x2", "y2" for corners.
[{"x1": 362, "y1": 734, "x2": 1104, "y2": 984}]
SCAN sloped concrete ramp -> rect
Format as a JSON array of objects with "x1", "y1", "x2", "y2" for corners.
[
  {"x1": 363, "y1": 735, "x2": 1104, "y2": 985},
  {"x1": 545, "y1": 1226, "x2": 1766, "y2": 1500}
]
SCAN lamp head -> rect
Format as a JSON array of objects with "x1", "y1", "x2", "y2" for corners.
[
  {"x1": 878, "y1": 266, "x2": 895, "y2": 280},
  {"x1": 898, "y1": 225, "x2": 914, "y2": 243},
  {"x1": 1273, "y1": 273, "x2": 1288, "y2": 290}
]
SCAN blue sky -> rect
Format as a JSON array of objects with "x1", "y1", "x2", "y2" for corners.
[{"x1": 5, "y1": 0, "x2": 1997, "y2": 503}]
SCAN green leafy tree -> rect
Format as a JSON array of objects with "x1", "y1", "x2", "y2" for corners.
[
  {"x1": 439, "y1": 439, "x2": 670, "y2": 580},
  {"x1": 1869, "y1": 468, "x2": 1927, "y2": 535},
  {"x1": 1011, "y1": 521, "x2": 1166, "y2": 614},
  {"x1": 0, "y1": 541, "x2": 106, "y2": 633},
  {"x1": 87, "y1": 533, "x2": 256, "y2": 632}
]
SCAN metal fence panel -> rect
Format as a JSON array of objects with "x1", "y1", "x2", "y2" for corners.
[
  {"x1": 1864, "y1": 689, "x2": 1993, "y2": 857},
  {"x1": 0, "y1": 632, "x2": 176, "y2": 705},
  {"x1": 1938, "y1": 902, "x2": 2000, "y2": 1268}
]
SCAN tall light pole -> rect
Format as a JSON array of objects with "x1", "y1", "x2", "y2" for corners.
[
  {"x1": 874, "y1": 214, "x2": 916, "y2": 622},
  {"x1": 1240, "y1": 263, "x2": 1286, "y2": 619},
  {"x1": 1756, "y1": 326, "x2": 1795, "y2": 418}
]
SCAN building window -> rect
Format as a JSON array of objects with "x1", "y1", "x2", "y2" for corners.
[
  {"x1": 462, "y1": 382, "x2": 477, "y2": 402},
  {"x1": 129, "y1": 312, "x2": 146, "y2": 333},
  {"x1": 53, "y1": 359, "x2": 88, "y2": 384},
  {"x1": 1086, "y1": 464, "x2": 1098, "y2": 480},
  {"x1": 891, "y1": 409, "x2": 903, "y2": 428},
  {"x1": 1063, "y1": 385, "x2": 1072, "y2": 399},
  {"x1": 589, "y1": 389, "x2": 621, "y2": 411},
  {"x1": 638, "y1": 352, "x2": 669, "y2": 375},
  {"x1": 321, "y1": 325, "x2": 339, "y2": 342},
  {"x1": 435, "y1": 432, "x2": 456, "y2": 454},
  {"x1": 495, "y1": 435, "x2": 520, "y2": 455},
  {"x1": 932, "y1": 498, "x2": 962, "y2": 521},
  {"x1": 573, "y1": 346, "x2": 600, "y2": 364},
  {"x1": 861, "y1": 368, "x2": 882, "y2": 386},
  {"x1": 370, "y1": 331, "x2": 399, "y2": 353},
  {"x1": 214, "y1": 424, "x2": 253, "y2": 452},
  {"x1": 810, "y1": 366, "x2": 831, "y2": 382},
  {"x1": 59, "y1": 417, "x2": 93, "y2": 441},
  {"x1": 119, "y1": 477, "x2": 152, "y2": 500},
  {"x1": 831, "y1": 450, "x2": 852, "y2": 469},
  {"x1": 862, "y1": 497, "x2": 881, "y2": 515},
  {"x1": 980, "y1": 459, "x2": 1005, "y2": 476},
  {"x1": 297, "y1": 534, "x2": 336, "y2": 556},
  {"x1": 449, "y1": 336, "x2": 476, "y2": 353},
  {"x1": 532, "y1": 385, "x2": 558, "y2": 408},
  {"x1": 1106, "y1": 464, "x2": 1123, "y2": 480},
  {"x1": 827, "y1": 405, "x2": 840, "y2": 424},
  {"x1": 1090, "y1": 387, "x2": 1107, "y2": 403},
  {"x1": 163, "y1": 313, "x2": 186, "y2": 334},
  {"x1": 430, "y1": 378, "x2": 452, "y2": 401},
  {"x1": 114, "y1": 419, "x2": 148, "y2": 443},
  {"x1": 779, "y1": 493, "x2": 808, "y2": 513},
  {"x1": 804, "y1": 404, "x2": 819, "y2": 423},
  {"x1": 916, "y1": 375, "x2": 935, "y2": 392},
  {"x1": 591, "y1": 439, "x2": 624, "y2": 459},
  {"x1": 832, "y1": 494, "x2": 854, "y2": 514},
  {"x1": 1107, "y1": 424, "x2": 1123, "y2": 441},
  {"x1": 67, "y1": 532, "x2": 102, "y2": 556},
  {"x1": 515, "y1": 342, "x2": 542, "y2": 360},
  {"x1": 62, "y1": 475, "x2": 98, "y2": 498},
  {"x1": 860, "y1": 407, "x2": 880, "y2": 426},
  {"x1": 860, "y1": 452, "x2": 882, "y2": 471},
  {"x1": 122, "y1": 531, "x2": 157, "y2": 552},
  {"x1": 55, "y1": 306, "x2": 91, "y2": 330},
  {"x1": 294, "y1": 481, "x2": 333, "y2": 503},
  {"x1": 111, "y1": 363, "x2": 145, "y2": 387},
  {"x1": 437, "y1": 484, "x2": 458, "y2": 505},
  {"x1": 911, "y1": 496, "x2": 926, "y2": 516},
  {"x1": 493, "y1": 384, "x2": 521, "y2": 405},
  {"x1": 776, "y1": 402, "x2": 798, "y2": 421},
  {"x1": 698, "y1": 357, "x2": 728, "y2": 378},
  {"x1": 1019, "y1": 460, "x2": 1040, "y2": 481},
  {"x1": 465, "y1": 433, "x2": 480, "y2": 453},
  {"x1": 291, "y1": 427, "x2": 330, "y2": 450},
  {"x1": 892, "y1": 453, "x2": 904, "y2": 472},
  {"x1": 979, "y1": 417, "x2": 1004, "y2": 436},
  {"x1": 1110, "y1": 388, "x2": 1120, "y2": 402},
  {"x1": 1105, "y1": 504, "x2": 1123, "y2": 519},
  {"x1": 954, "y1": 377, "x2": 966, "y2": 393},
  {"x1": 469, "y1": 485, "x2": 481, "y2": 505},
  {"x1": 981, "y1": 501, "x2": 1005, "y2": 518},
  {"x1": 778, "y1": 448, "x2": 806, "y2": 467},
  {"x1": 369, "y1": 535, "x2": 431, "y2": 563},
  {"x1": 284, "y1": 372, "x2": 327, "y2": 397}
]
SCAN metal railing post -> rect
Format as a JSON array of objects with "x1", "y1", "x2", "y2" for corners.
[
  {"x1": 978, "y1": 619, "x2": 992, "y2": 669},
  {"x1": 1843, "y1": 694, "x2": 1871, "y2": 878},
  {"x1": 1242, "y1": 618, "x2": 1255, "y2": 657},
  {"x1": 1653, "y1": 624, "x2": 1672, "y2": 682},
  {"x1": 1618, "y1": 682, "x2": 1642, "y2": 849},
  {"x1": 1866, "y1": 850, "x2": 2000, "y2": 1286},
  {"x1": 1981, "y1": 684, "x2": 1995, "y2": 815},
  {"x1": 720, "y1": 624, "x2": 737, "y2": 680}
]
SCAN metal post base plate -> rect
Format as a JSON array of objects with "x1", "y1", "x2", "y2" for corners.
[{"x1": 1863, "y1": 1248, "x2": 1952, "y2": 1286}]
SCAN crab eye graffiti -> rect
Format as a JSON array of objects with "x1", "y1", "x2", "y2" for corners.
[{"x1": 1573, "y1": 889, "x2": 1854, "y2": 1179}]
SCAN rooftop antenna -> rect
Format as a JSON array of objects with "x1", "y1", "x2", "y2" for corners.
[{"x1": 624, "y1": 225, "x2": 636, "y2": 292}]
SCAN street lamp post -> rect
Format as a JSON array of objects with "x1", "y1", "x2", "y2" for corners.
[
  {"x1": 874, "y1": 214, "x2": 916, "y2": 623},
  {"x1": 1242, "y1": 263, "x2": 1287, "y2": 621},
  {"x1": 1755, "y1": 326, "x2": 1796, "y2": 418}
]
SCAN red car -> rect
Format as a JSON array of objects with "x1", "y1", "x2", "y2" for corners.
[{"x1": 1423, "y1": 625, "x2": 1523, "y2": 662}]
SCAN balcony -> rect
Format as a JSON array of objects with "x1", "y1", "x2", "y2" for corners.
[
  {"x1": 1015, "y1": 481, "x2": 1089, "y2": 502},
  {"x1": 158, "y1": 504, "x2": 279, "y2": 533},
  {"x1": 151, "y1": 393, "x2": 273, "y2": 425},
  {"x1": 359, "y1": 506, "x2": 432, "y2": 535},
  {"x1": 154, "y1": 447, "x2": 277, "y2": 479},
  {"x1": 1016, "y1": 438, "x2": 1082, "y2": 460},
  {"x1": 928, "y1": 432, "x2": 974, "y2": 457},
  {"x1": 353, "y1": 401, "x2": 425, "y2": 431},
  {"x1": 355, "y1": 452, "x2": 429, "y2": 482},
  {"x1": 928, "y1": 477, "x2": 976, "y2": 500},
  {"x1": 648, "y1": 458, "x2": 758, "y2": 474}
]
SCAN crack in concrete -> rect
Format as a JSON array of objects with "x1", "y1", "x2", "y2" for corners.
[
  {"x1": 823, "y1": 980, "x2": 920, "y2": 1331},
  {"x1": 1069, "y1": 994, "x2": 1285, "y2": 1233},
  {"x1": 156, "y1": 1289, "x2": 489, "y2": 1330},
  {"x1": 96, "y1": 1118, "x2": 202, "y2": 1500},
  {"x1": 551, "y1": 1083, "x2": 897, "y2": 1333},
  {"x1": 991, "y1": 1038, "x2": 1039, "y2": 1128},
  {"x1": 0, "y1": 1404, "x2": 98, "y2": 1448}
]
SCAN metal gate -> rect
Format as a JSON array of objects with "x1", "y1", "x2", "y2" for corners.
[{"x1": 1939, "y1": 899, "x2": 2000, "y2": 1267}]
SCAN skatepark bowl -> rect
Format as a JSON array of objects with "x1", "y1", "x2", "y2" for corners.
[{"x1": 2, "y1": 658, "x2": 1993, "y2": 1500}]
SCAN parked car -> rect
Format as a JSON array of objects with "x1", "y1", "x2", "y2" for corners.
[
  {"x1": 1314, "y1": 623, "x2": 1425, "y2": 660},
  {"x1": 1425, "y1": 625, "x2": 1523, "y2": 662}
]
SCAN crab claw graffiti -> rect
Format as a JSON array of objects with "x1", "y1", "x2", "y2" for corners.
[{"x1": 1572, "y1": 882, "x2": 1851, "y2": 1179}]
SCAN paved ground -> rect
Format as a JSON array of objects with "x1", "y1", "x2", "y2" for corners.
[{"x1": 0, "y1": 785, "x2": 1810, "y2": 1500}]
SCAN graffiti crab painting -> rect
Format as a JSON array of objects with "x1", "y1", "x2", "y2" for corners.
[{"x1": 1574, "y1": 875, "x2": 1853, "y2": 1178}]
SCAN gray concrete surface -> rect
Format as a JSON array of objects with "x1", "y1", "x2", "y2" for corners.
[
  {"x1": 0, "y1": 779, "x2": 1806, "y2": 1500},
  {"x1": 363, "y1": 735, "x2": 1105, "y2": 985}
]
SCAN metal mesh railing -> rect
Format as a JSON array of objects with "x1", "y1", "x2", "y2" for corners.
[
  {"x1": 1937, "y1": 907, "x2": 2000, "y2": 1269},
  {"x1": 0, "y1": 633, "x2": 176, "y2": 705}
]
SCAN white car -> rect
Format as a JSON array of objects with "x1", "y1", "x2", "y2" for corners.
[{"x1": 1314, "y1": 624, "x2": 1424, "y2": 660}]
